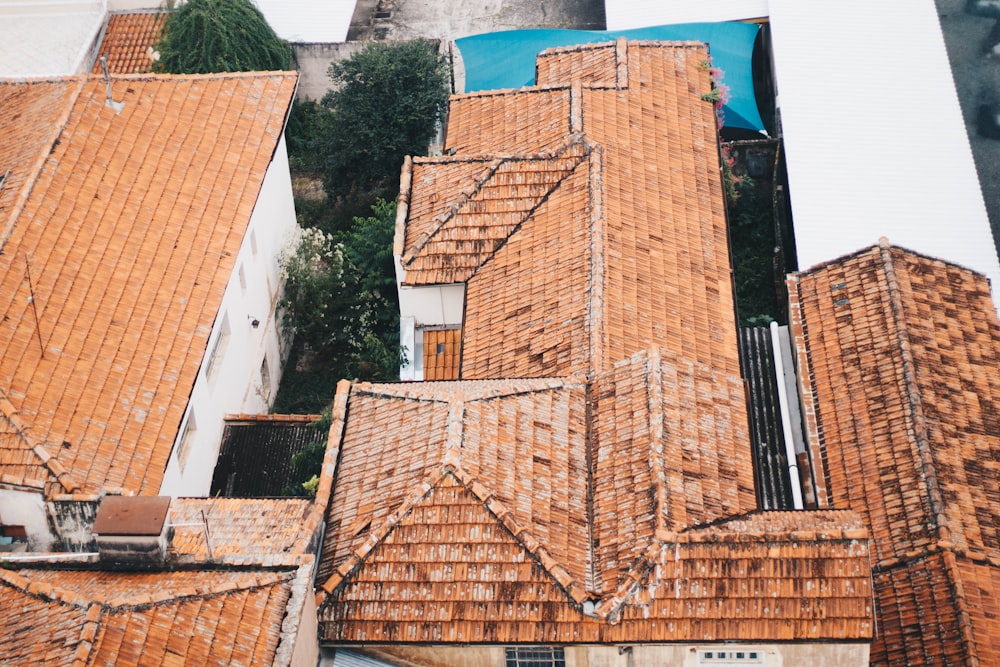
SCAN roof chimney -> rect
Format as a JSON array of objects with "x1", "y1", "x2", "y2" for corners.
[{"x1": 93, "y1": 496, "x2": 173, "y2": 566}]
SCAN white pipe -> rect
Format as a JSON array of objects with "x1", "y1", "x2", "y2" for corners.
[
  {"x1": 770, "y1": 321, "x2": 804, "y2": 509},
  {"x1": 0, "y1": 552, "x2": 99, "y2": 561}
]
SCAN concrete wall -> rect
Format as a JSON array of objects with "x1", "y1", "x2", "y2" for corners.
[
  {"x1": 353, "y1": 643, "x2": 870, "y2": 667},
  {"x1": 0, "y1": 488, "x2": 54, "y2": 551},
  {"x1": 293, "y1": 41, "x2": 367, "y2": 102},
  {"x1": 158, "y1": 137, "x2": 298, "y2": 497}
]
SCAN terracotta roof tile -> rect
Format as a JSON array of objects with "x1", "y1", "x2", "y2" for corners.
[
  {"x1": 421, "y1": 328, "x2": 462, "y2": 381},
  {"x1": 0, "y1": 565, "x2": 307, "y2": 667},
  {"x1": 319, "y1": 41, "x2": 872, "y2": 646},
  {"x1": 0, "y1": 72, "x2": 296, "y2": 496},
  {"x1": 400, "y1": 41, "x2": 736, "y2": 380},
  {"x1": 792, "y1": 242, "x2": 1000, "y2": 563},
  {"x1": 791, "y1": 240, "x2": 1000, "y2": 663},
  {"x1": 91, "y1": 12, "x2": 167, "y2": 75},
  {"x1": 169, "y1": 497, "x2": 314, "y2": 558},
  {"x1": 592, "y1": 348, "x2": 755, "y2": 592},
  {"x1": 316, "y1": 377, "x2": 590, "y2": 593},
  {"x1": 401, "y1": 145, "x2": 589, "y2": 286}
]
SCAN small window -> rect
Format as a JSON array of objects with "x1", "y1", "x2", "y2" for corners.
[
  {"x1": 259, "y1": 355, "x2": 271, "y2": 401},
  {"x1": 699, "y1": 649, "x2": 764, "y2": 665},
  {"x1": 177, "y1": 411, "x2": 198, "y2": 469},
  {"x1": 250, "y1": 229, "x2": 258, "y2": 256},
  {"x1": 239, "y1": 264, "x2": 247, "y2": 291},
  {"x1": 206, "y1": 313, "x2": 232, "y2": 380},
  {"x1": 505, "y1": 647, "x2": 565, "y2": 667},
  {"x1": 436, "y1": 342, "x2": 445, "y2": 354}
]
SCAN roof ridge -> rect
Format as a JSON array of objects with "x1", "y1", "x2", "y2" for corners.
[
  {"x1": 878, "y1": 239, "x2": 952, "y2": 545},
  {"x1": 94, "y1": 70, "x2": 298, "y2": 83},
  {"x1": 70, "y1": 603, "x2": 103, "y2": 667},
  {"x1": 461, "y1": 147, "x2": 591, "y2": 284},
  {"x1": 404, "y1": 139, "x2": 591, "y2": 266},
  {"x1": 0, "y1": 568, "x2": 91, "y2": 608},
  {"x1": 452, "y1": 466, "x2": 593, "y2": 605},
  {"x1": 317, "y1": 467, "x2": 447, "y2": 598},
  {"x1": 1, "y1": 77, "x2": 87, "y2": 250},
  {"x1": 0, "y1": 390, "x2": 83, "y2": 492}
]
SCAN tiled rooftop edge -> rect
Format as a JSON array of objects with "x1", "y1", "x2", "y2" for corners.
[{"x1": 796, "y1": 237, "x2": 989, "y2": 283}]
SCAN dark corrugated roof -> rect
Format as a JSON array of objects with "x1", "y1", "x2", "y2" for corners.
[{"x1": 210, "y1": 416, "x2": 324, "y2": 497}]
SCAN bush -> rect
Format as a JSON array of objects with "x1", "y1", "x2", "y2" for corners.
[
  {"x1": 318, "y1": 40, "x2": 450, "y2": 200},
  {"x1": 155, "y1": 0, "x2": 292, "y2": 74}
]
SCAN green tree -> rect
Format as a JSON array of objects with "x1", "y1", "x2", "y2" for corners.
[
  {"x1": 155, "y1": 0, "x2": 292, "y2": 74},
  {"x1": 275, "y1": 199, "x2": 402, "y2": 406},
  {"x1": 318, "y1": 39, "x2": 450, "y2": 200}
]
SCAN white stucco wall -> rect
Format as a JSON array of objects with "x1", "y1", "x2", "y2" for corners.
[
  {"x1": 158, "y1": 137, "x2": 298, "y2": 497},
  {"x1": 0, "y1": 488, "x2": 54, "y2": 551},
  {"x1": 396, "y1": 277, "x2": 465, "y2": 380},
  {"x1": 356, "y1": 642, "x2": 869, "y2": 667}
]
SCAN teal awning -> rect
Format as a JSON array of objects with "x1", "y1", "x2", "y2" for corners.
[{"x1": 455, "y1": 23, "x2": 763, "y2": 132}]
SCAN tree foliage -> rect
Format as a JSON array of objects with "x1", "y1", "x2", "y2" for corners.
[
  {"x1": 155, "y1": 0, "x2": 292, "y2": 74},
  {"x1": 277, "y1": 199, "x2": 402, "y2": 395},
  {"x1": 318, "y1": 40, "x2": 450, "y2": 200}
]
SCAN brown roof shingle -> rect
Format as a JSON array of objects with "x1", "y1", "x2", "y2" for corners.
[
  {"x1": 791, "y1": 240, "x2": 1000, "y2": 663},
  {"x1": 0, "y1": 71, "x2": 296, "y2": 497}
]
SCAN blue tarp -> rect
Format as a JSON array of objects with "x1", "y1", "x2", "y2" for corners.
[{"x1": 455, "y1": 23, "x2": 763, "y2": 132}]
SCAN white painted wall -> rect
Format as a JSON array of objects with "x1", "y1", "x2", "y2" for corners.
[
  {"x1": 0, "y1": 488, "x2": 54, "y2": 551},
  {"x1": 605, "y1": 0, "x2": 768, "y2": 30},
  {"x1": 158, "y1": 137, "x2": 298, "y2": 497},
  {"x1": 357, "y1": 642, "x2": 869, "y2": 667},
  {"x1": 396, "y1": 268, "x2": 465, "y2": 380}
]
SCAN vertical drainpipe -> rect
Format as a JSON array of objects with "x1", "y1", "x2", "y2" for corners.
[{"x1": 770, "y1": 321, "x2": 803, "y2": 509}]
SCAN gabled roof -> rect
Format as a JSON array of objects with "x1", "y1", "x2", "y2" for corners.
[
  {"x1": 0, "y1": 562, "x2": 312, "y2": 666},
  {"x1": 322, "y1": 40, "x2": 872, "y2": 646},
  {"x1": 398, "y1": 40, "x2": 738, "y2": 381},
  {"x1": 0, "y1": 71, "x2": 297, "y2": 497},
  {"x1": 316, "y1": 376, "x2": 591, "y2": 598},
  {"x1": 790, "y1": 240, "x2": 1000, "y2": 663},
  {"x1": 316, "y1": 355, "x2": 871, "y2": 642},
  {"x1": 91, "y1": 12, "x2": 167, "y2": 75}
]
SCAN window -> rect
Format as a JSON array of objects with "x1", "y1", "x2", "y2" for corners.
[
  {"x1": 259, "y1": 355, "x2": 271, "y2": 401},
  {"x1": 505, "y1": 647, "x2": 565, "y2": 667},
  {"x1": 177, "y1": 411, "x2": 198, "y2": 469},
  {"x1": 239, "y1": 264, "x2": 247, "y2": 291},
  {"x1": 250, "y1": 229, "x2": 258, "y2": 256},
  {"x1": 699, "y1": 649, "x2": 764, "y2": 665},
  {"x1": 206, "y1": 313, "x2": 231, "y2": 380}
]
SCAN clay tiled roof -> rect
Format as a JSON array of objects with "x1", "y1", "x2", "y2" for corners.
[
  {"x1": 0, "y1": 80, "x2": 82, "y2": 242},
  {"x1": 169, "y1": 497, "x2": 315, "y2": 558},
  {"x1": 91, "y1": 12, "x2": 167, "y2": 75},
  {"x1": 317, "y1": 367, "x2": 871, "y2": 643},
  {"x1": 399, "y1": 40, "x2": 737, "y2": 381},
  {"x1": 316, "y1": 377, "x2": 591, "y2": 595},
  {"x1": 591, "y1": 348, "x2": 756, "y2": 592},
  {"x1": 0, "y1": 564, "x2": 311, "y2": 666},
  {"x1": 790, "y1": 240, "x2": 1000, "y2": 664},
  {"x1": 0, "y1": 72, "x2": 296, "y2": 497}
]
